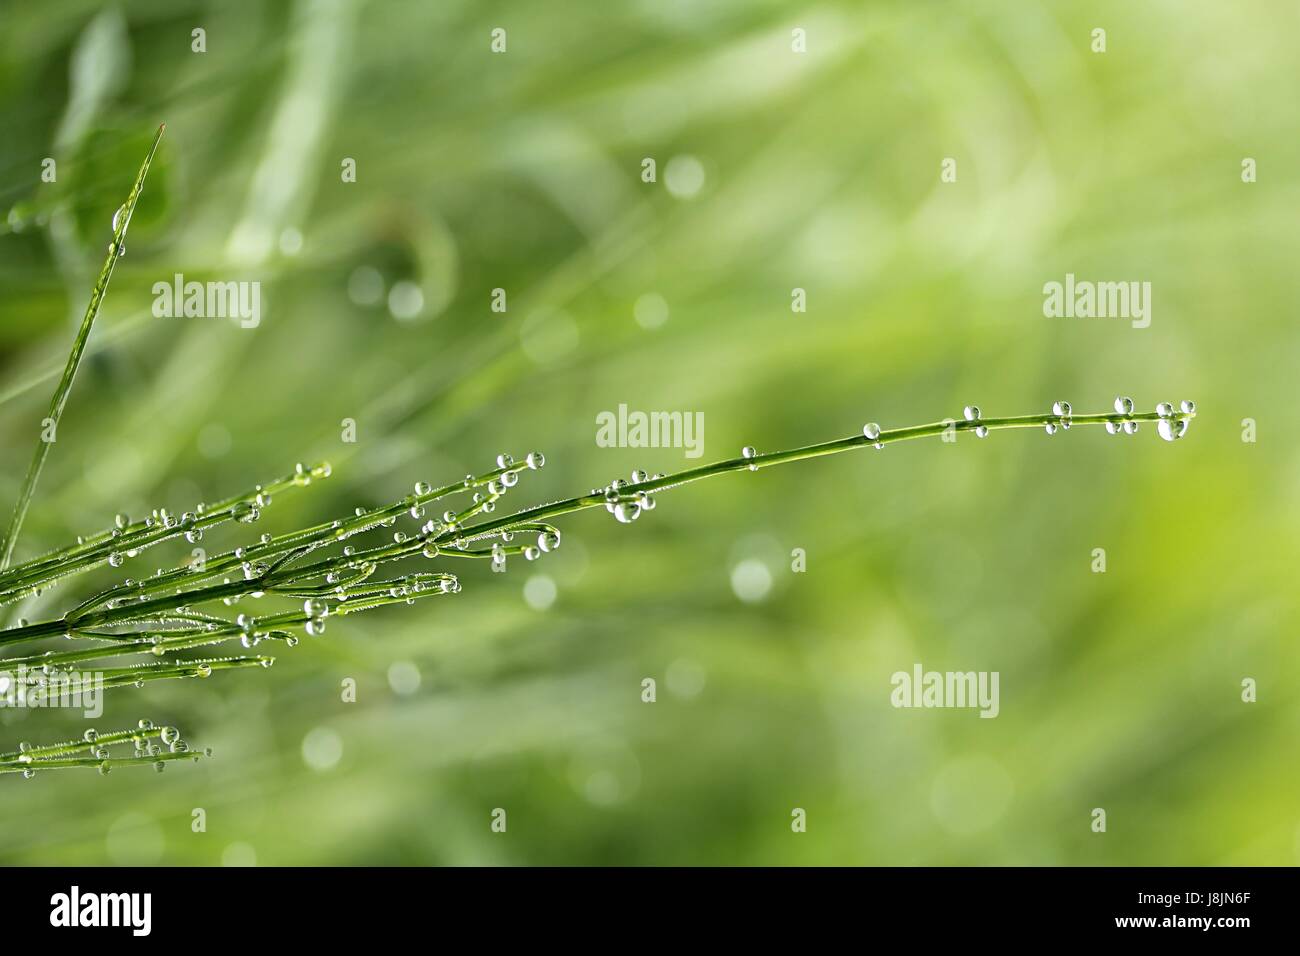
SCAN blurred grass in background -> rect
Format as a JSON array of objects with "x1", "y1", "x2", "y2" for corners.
[{"x1": 0, "y1": 0, "x2": 1296, "y2": 864}]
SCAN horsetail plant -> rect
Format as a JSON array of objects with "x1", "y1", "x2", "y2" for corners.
[
  {"x1": 0, "y1": 128, "x2": 1198, "y2": 778},
  {"x1": 0, "y1": 720, "x2": 208, "y2": 777}
]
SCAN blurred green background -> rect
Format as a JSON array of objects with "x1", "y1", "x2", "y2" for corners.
[{"x1": 1, "y1": 0, "x2": 1296, "y2": 865}]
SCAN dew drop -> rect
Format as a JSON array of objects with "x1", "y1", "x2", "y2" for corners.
[
  {"x1": 1157, "y1": 418, "x2": 1188, "y2": 442},
  {"x1": 232, "y1": 502, "x2": 260, "y2": 523}
]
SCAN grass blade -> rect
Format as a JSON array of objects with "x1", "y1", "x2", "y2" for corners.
[{"x1": 0, "y1": 123, "x2": 165, "y2": 571}]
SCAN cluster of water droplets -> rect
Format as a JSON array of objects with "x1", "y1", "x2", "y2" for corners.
[
  {"x1": 11, "y1": 719, "x2": 211, "y2": 778},
  {"x1": 303, "y1": 598, "x2": 329, "y2": 636},
  {"x1": 1104, "y1": 396, "x2": 1195, "y2": 441},
  {"x1": 600, "y1": 469, "x2": 660, "y2": 524},
  {"x1": 1104, "y1": 396, "x2": 1141, "y2": 435},
  {"x1": 408, "y1": 452, "x2": 546, "y2": 570},
  {"x1": 963, "y1": 405, "x2": 990, "y2": 438},
  {"x1": 97, "y1": 469, "x2": 309, "y2": 568},
  {"x1": 1155, "y1": 400, "x2": 1195, "y2": 442},
  {"x1": 1044, "y1": 401, "x2": 1072, "y2": 435}
]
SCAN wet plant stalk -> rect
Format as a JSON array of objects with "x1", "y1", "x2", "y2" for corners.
[
  {"x1": 444, "y1": 407, "x2": 1198, "y2": 543},
  {"x1": 0, "y1": 124, "x2": 165, "y2": 572}
]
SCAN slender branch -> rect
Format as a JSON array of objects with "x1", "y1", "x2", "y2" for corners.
[
  {"x1": 443, "y1": 402, "x2": 1199, "y2": 543},
  {"x1": 0, "y1": 124, "x2": 165, "y2": 572},
  {"x1": 0, "y1": 720, "x2": 210, "y2": 777}
]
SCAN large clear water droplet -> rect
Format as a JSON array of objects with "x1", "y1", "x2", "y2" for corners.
[{"x1": 1157, "y1": 418, "x2": 1187, "y2": 442}]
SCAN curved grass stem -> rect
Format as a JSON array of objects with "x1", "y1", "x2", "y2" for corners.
[{"x1": 446, "y1": 405, "x2": 1198, "y2": 543}]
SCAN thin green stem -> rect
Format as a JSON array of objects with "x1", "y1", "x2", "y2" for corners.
[
  {"x1": 0, "y1": 124, "x2": 166, "y2": 572},
  {"x1": 443, "y1": 406, "x2": 1198, "y2": 543},
  {"x1": 0, "y1": 721, "x2": 209, "y2": 775}
]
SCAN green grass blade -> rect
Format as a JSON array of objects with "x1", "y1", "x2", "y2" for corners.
[{"x1": 0, "y1": 123, "x2": 165, "y2": 571}]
